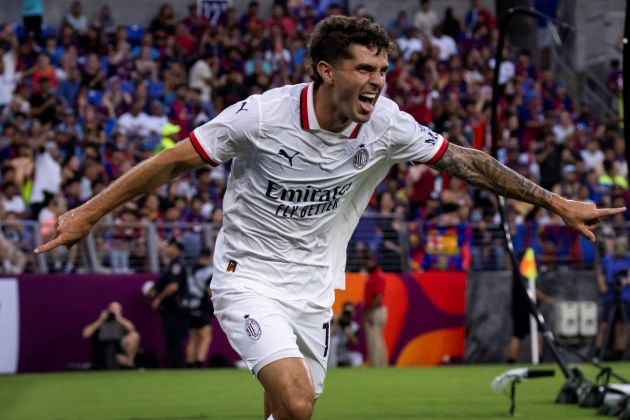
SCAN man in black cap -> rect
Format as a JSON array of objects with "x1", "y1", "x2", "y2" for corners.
[{"x1": 146, "y1": 237, "x2": 188, "y2": 368}]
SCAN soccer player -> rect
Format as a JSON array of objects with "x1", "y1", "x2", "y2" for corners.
[{"x1": 36, "y1": 16, "x2": 624, "y2": 420}]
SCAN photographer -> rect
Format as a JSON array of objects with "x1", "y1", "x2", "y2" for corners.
[
  {"x1": 328, "y1": 301, "x2": 363, "y2": 368},
  {"x1": 594, "y1": 235, "x2": 630, "y2": 360},
  {"x1": 82, "y1": 301, "x2": 140, "y2": 369}
]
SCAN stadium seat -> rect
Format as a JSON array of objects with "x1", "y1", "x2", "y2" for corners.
[
  {"x1": 40, "y1": 24, "x2": 55, "y2": 39},
  {"x1": 88, "y1": 90, "x2": 103, "y2": 107},
  {"x1": 126, "y1": 25, "x2": 144, "y2": 46},
  {"x1": 13, "y1": 24, "x2": 25, "y2": 40}
]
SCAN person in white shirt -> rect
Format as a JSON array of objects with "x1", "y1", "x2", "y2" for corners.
[
  {"x1": 64, "y1": 1, "x2": 88, "y2": 34},
  {"x1": 396, "y1": 27, "x2": 424, "y2": 61},
  {"x1": 0, "y1": 27, "x2": 19, "y2": 108},
  {"x1": 36, "y1": 16, "x2": 625, "y2": 420},
  {"x1": 116, "y1": 101, "x2": 151, "y2": 138},
  {"x1": 0, "y1": 182, "x2": 26, "y2": 216},
  {"x1": 580, "y1": 139, "x2": 605, "y2": 172},
  {"x1": 430, "y1": 25, "x2": 458, "y2": 62},
  {"x1": 551, "y1": 110, "x2": 575, "y2": 145},
  {"x1": 30, "y1": 142, "x2": 62, "y2": 208},
  {"x1": 189, "y1": 54, "x2": 215, "y2": 103},
  {"x1": 413, "y1": 0, "x2": 440, "y2": 36}
]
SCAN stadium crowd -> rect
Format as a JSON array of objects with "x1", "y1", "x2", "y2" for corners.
[{"x1": 0, "y1": 0, "x2": 626, "y2": 274}]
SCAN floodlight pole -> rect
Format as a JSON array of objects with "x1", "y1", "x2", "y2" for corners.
[{"x1": 490, "y1": 6, "x2": 573, "y2": 379}]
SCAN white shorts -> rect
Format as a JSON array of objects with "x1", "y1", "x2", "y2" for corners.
[{"x1": 212, "y1": 287, "x2": 333, "y2": 396}]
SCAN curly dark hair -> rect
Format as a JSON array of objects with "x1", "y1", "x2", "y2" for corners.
[{"x1": 308, "y1": 16, "x2": 394, "y2": 87}]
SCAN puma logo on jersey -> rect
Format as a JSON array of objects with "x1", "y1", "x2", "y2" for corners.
[
  {"x1": 278, "y1": 149, "x2": 299, "y2": 167},
  {"x1": 236, "y1": 102, "x2": 248, "y2": 113}
]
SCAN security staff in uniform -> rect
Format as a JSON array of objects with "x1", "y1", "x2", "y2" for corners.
[{"x1": 148, "y1": 237, "x2": 189, "y2": 368}]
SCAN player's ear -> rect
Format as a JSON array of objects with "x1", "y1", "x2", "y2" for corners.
[{"x1": 316, "y1": 60, "x2": 334, "y2": 85}]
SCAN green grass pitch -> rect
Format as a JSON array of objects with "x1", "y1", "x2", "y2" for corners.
[{"x1": 2, "y1": 364, "x2": 630, "y2": 419}]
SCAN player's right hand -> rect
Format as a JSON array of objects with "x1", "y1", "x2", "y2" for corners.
[{"x1": 34, "y1": 209, "x2": 93, "y2": 254}]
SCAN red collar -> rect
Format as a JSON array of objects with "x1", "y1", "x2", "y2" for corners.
[{"x1": 299, "y1": 84, "x2": 361, "y2": 139}]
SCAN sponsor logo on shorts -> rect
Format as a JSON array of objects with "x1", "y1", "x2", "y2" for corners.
[
  {"x1": 244, "y1": 314, "x2": 262, "y2": 341},
  {"x1": 353, "y1": 144, "x2": 369, "y2": 169},
  {"x1": 226, "y1": 260, "x2": 237, "y2": 272}
]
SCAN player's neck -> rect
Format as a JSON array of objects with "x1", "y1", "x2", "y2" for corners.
[{"x1": 313, "y1": 84, "x2": 351, "y2": 134}]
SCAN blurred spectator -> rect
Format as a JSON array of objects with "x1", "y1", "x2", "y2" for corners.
[
  {"x1": 441, "y1": 7, "x2": 463, "y2": 41},
  {"x1": 1, "y1": 181, "x2": 26, "y2": 217},
  {"x1": 599, "y1": 159, "x2": 628, "y2": 192},
  {"x1": 64, "y1": 1, "x2": 88, "y2": 35},
  {"x1": 0, "y1": 27, "x2": 20, "y2": 110},
  {"x1": 551, "y1": 111, "x2": 574, "y2": 145},
  {"x1": 82, "y1": 301, "x2": 141, "y2": 369},
  {"x1": 328, "y1": 301, "x2": 363, "y2": 368},
  {"x1": 29, "y1": 76, "x2": 60, "y2": 124},
  {"x1": 22, "y1": 0, "x2": 44, "y2": 42},
  {"x1": 117, "y1": 100, "x2": 151, "y2": 138},
  {"x1": 181, "y1": 3, "x2": 206, "y2": 38},
  {"x1": 464, "y1": 0, "x2": 495, "y2": 37},
  {"x1": 413, "y1": 0, "x2": 439, "y2": 37},
  {"x1": 431, "y1": 25, "x2": 457, "y2": 62},
  {"x1": 471, "y1": 207, "x2": 505, "y2": 270},
  {"x1": 150, "y1": 4, "x2": 177, "y2": 38},
  {"x1": 215, "y1": 68, "x2": 248, "y2": 112},
  {"x1": 375, "y1": 191, "x2": 406, "y2": 272},
  {"x1": 387, "y1": 10, "x2": 411, "y2": 38},
  {"x1": 535, "y1": 134, "x2": 562, "y2": 191},
  {"x1": 95, "y1": 4, "x2": 116, "y2": 38},
  {"x1": 396, "y1": 27, "x2": 424, "y2": 62},
  {"x1": 30, "y1": 142, "x2": 62, "y2": 215},
  {"x1": 0, "y1": 206, "x2": 27, "y2": 274},
  {"x1": 108, "y1": 207, "x2": 140, "y2": 273},
  {"x1": 189, "y1": 53, "x2": 215, "y2": 104},
  {"x1": 364, "y1": 257, "x2": 388, "y2": 367},
  {"x1": 581, "y1": 139, "x2": 605, "y2": 173},
  {"x1": 595, "y1": 235, "x2": 630, "y2": 361}
]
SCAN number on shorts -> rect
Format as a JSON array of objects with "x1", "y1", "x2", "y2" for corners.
[{"x1": 322, "y1": 320, "x2": 331, "y2": 357}]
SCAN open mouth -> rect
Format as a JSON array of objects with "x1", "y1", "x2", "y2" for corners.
[{"x1": 358, "y1": 92, "x2": 377, "y2": 113}]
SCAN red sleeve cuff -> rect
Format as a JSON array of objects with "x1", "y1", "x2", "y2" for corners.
[
  {"x1": 189, "y1": 131, "x2": 219, "y2": 167},
  {"x1": 426, "y1": 139, "x2": 449, "y2": 165}
]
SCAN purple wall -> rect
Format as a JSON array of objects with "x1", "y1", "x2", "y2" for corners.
[{"x1": 17, "y1": 274, "x2": 239, "y2": 372}]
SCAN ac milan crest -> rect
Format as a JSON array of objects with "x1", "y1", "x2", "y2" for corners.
[
  {"x1": 244, "y1": 314, "x2": 262, "y2": 341},
  {"x1": 353, "y1": 145, "x2": 369, "y2": 169}
]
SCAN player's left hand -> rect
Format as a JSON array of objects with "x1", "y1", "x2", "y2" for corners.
[{"x1": 557, "y1": 199, "x2": 625, "y2": 242}]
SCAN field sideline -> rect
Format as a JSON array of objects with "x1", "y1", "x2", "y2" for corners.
[{"x1": 2, "y1": 364, "x2": 629, "y2": 419}]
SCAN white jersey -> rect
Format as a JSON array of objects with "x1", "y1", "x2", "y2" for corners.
[{"x1": 191, "y1": 82, "x2": 448, "y2": 307}]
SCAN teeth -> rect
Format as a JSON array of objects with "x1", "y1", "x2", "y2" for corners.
[{"x1": 362, "y1": 93, "x2": 376, "y2": 99}]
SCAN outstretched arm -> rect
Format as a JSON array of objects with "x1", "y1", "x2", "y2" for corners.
[
  {"x1": 429, "y1": 143, "x2": 625, "y2": 241},
  {"x1": 35, "y1": 139, "x2": 206, "y2": 253}
]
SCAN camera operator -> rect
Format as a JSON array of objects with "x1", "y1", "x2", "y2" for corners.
[
  {"x1": 82, "y1": 301, "x2": 140, "y2": 369},
  {"x1": 328, "y1": 301, "x2": 363, "y2": 368},
  {"x1": 595, "y1": 235, "x2": 630, "y2": 360}
]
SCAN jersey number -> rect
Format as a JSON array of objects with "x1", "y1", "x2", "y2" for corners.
[{"x1": 322, "y1": 321, "x2": 331, "y2": 357}]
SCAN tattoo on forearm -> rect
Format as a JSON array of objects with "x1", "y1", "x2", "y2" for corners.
[{"x1": 430, "y1": 144, "x2": 555, "y2": 209}]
